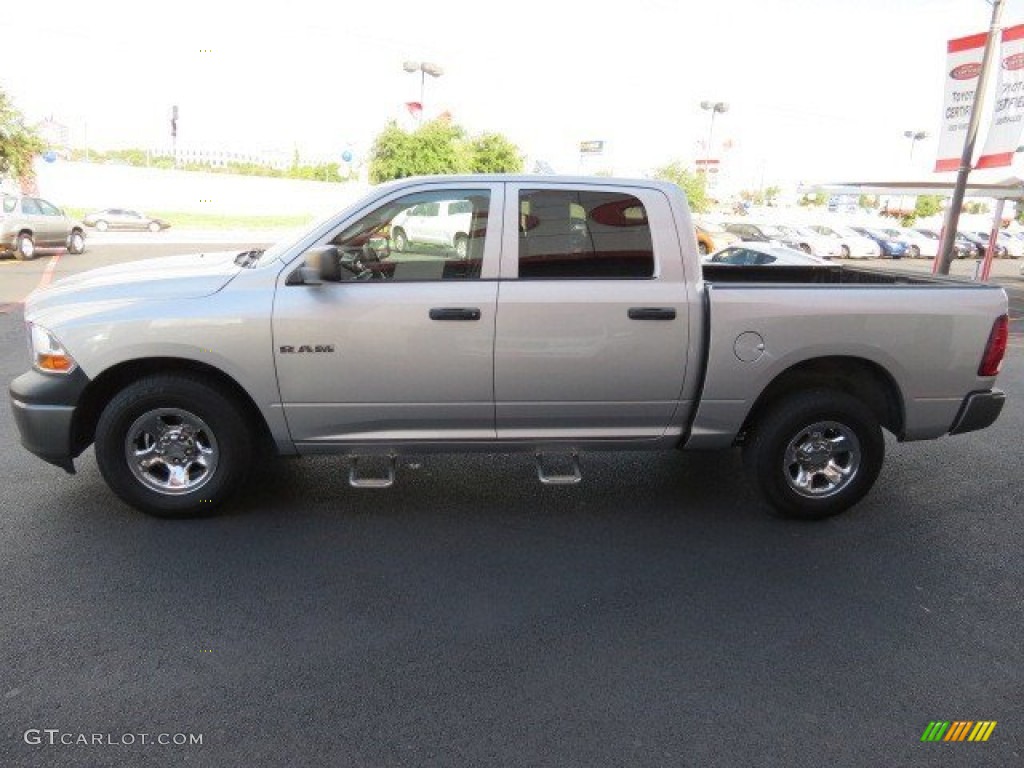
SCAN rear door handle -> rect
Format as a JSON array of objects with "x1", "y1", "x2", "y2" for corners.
[
  {"x1": 627, "y1": 307, "x2": 676, "y2": 321},
  {"x1": 429, "y1": 307, "x2": 481, "y2": 321}
]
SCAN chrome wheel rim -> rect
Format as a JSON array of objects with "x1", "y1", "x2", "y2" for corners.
[
  {"x1": 455, "y1": 237, "x2": 468, "y2": 259},
  {"x1": 783, "y1": 420, "x2": 860, "y2": 499},
  {"x1": 124, "y1": 408, "x2": 219, "y2": 495},
  {"x1": 19, "y1": 237, "x2": 34, "y2": 258},
  {"x1": 71, "y1": 233, "x2": 84, "y2": 251}
]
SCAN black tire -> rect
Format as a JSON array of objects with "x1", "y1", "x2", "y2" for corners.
[
  {"x1": 14, "y1": 232, "x2": 36, "y2": 261},
  {"x1": 392, "y1": 228, "x2": 407, "y2": 252},
  {"x1": 94, "y1": 374, "x2": 254, "y2": 518},
  {"x1": 742, "y1": 389, "x2": 884, "y2": 520},
  {"x1": 67, "y1": 229, "x2": 86, "y2": 254},
  {"x1": 799, "y1": 243, "x2": 812, "y2": 254},
  {"x1": 453, "y1": 233, "x2": 469, "y2": 259},
  {"x1": 840, "y1": 245, "x2": 850, "y2": 259},
  {"x1": 909, "y1": 245, "x2": 920, "y2": 259}
]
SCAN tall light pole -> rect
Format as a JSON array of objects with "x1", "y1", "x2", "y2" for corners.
[
  {"x1": 402, "y1": 61, "x2": 444, "y2": 122},
  {"x1": 700, "y1": 101, "x2": 729, "y2": 184},
  {"x1": 903, "y1": 130, "x2": 929, "y2": 161}
]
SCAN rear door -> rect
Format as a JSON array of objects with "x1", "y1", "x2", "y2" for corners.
[{"x1": 494, "y1": 183, "x2": 690, "y2": 439}]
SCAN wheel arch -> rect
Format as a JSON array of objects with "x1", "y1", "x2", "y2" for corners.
[
  {"x1": 71, "y1": 357, "x2": 275, "y2": 457},
  {"x1": 740, "y1": 355, "x2": 904, "y2": 441}
]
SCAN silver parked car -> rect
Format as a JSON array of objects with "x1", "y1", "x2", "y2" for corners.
[
  {"x1": 704, "y1": 243, "x2": 831, "y2": 266},
  {"x1": 83, "y1": 208, "x2": 170, "y2": 232},
  {"x1": 1, "y1": 194, "x2": 86, "y2": 260}
]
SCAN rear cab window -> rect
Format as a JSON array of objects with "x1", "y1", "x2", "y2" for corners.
[{"x1": 514, "y1": 189, "x2": 655, "y2": 279}]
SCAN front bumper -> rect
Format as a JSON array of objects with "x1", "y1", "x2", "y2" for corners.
[
  {"x1": 949, "y1": 389, "x2": 1005, "y2": 435},
  {"x1": 9, "y1": 368, "x2": 91, "y2": 474}
]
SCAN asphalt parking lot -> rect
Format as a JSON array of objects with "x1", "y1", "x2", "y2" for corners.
[{"x1": 1, "y1": 239, "x2": 1021, "y2": 767}]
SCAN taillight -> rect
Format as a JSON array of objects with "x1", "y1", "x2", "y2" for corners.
[{"x1": 978, "y1": 315, "x2": 1009, "y2": 377}]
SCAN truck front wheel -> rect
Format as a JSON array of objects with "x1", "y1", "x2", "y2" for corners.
[
  {"x1": 743, "y1": 389, "x2": 884, "y2": 520},
  {"x1": 94, "y1": 374, "x2": 254, "y2": 518}
]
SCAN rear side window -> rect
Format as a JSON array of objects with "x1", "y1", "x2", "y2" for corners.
[
  {"x1": 517, "y1": 190, "x2": 654, "y2": 279},
  {"x1": 2, "y1": 197, "x2": 16, "y2": 214}
]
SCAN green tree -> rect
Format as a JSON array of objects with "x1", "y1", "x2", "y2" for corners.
[
  {"x1": 798, "y1": 191, "x2": 828, "y2": 207},
  {"x1": 764, "y1": 186, "x2": 781, "y2": 206},
  {"x1": 858, "y1": 194, "x2": 878, "y2": 211},
  {"x1": 467, "y1": 132, "x2": 523, "y2": 174},
  {"x1": 0, "y1": 89, "x2": 44, "y2": 187},
  {"x1": 368, "y1": 119, "x2": 522, "y2": 183},
  {"x1": 914, "y1": 195, "x2": 942, "y2": 219},
  {"x1": 651, "y1": 161, "x2": 708, "y2": 213}
]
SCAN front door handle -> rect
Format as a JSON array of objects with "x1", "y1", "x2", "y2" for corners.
[
  {"x1": 627, "y1": 307, "x2": 676, "y2": 321},
  {"x1": 429, "y1": 307, "x2": 482, "y2": 321}
]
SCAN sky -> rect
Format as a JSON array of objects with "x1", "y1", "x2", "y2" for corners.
[{"x1": 4, "y1": 0, "x2": 1024, "y2": 191}]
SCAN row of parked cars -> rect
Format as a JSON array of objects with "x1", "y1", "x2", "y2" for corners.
[
  {"x1": 695, "y1": 218, "x2": 1024, "y2": 263},
  {"x1": 1, "y1": 196, "x2": 171, "y2": 260}
]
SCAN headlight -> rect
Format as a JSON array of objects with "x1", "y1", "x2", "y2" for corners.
[{"x1": 28, "y1": 324, "x2": 78, "y2": 374}]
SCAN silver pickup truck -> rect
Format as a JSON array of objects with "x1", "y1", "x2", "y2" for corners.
[{"x1": 9, "y1": 175, "x2": 1009, "y2": 520}]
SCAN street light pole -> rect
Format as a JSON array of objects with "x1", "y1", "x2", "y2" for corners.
[
  {"x1": 402, "y1": 61, "x2": 444, "y2": 123},
  {"x1": 935, "y1": 0, "x2": 1005, "y2": 275},
  {"x1": 700, "y1": 101, "x2": 729, "y2": 185},
  {"x1": 903, "y1": 130, "x2": 928, "y2": 161}
]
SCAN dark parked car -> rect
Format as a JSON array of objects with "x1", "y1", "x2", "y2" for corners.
[
  {"x1": 1, "y1": 194, "x2": 86, "y2": 260},
  {"x1": 850, "y1": 227, "x2": 908, "y2": 259},
  {"x1": 82, "y1": 208, "x2": 170, "y2": 232},
  {"x1": 913, "y1": 228, "x2": 973, "y2": 259},
  {"x1": 961, "y1": 231, "x2": 1008, "y2": 258}
]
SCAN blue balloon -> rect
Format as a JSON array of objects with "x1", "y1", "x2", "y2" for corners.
[{"x1": 341, "y1": 150, "x2": 353, "y2": 163}]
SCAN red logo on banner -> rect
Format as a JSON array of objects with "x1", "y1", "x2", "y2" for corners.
[
  {"x1": 951, "y1": 62, "x2": 982, "y2": 80},
  {"x1": 1003, "y1": 52, "x2": 1024, "y2": 70}
]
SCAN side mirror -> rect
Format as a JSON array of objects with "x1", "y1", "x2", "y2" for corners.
[{"x1": 288, "y1": 245, "x2": 342, "y2": 285}]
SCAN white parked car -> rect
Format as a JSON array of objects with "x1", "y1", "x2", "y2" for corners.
[
  {"x1": 704, "y1": 242, "x2": 831, "y2": 266},
  {"x1": 892, "y1": 228, "x2": 940, "y2": 259},
  {"x1": 774, "y1": 224, "x2": 841, "y2": 258},
  {"x1": 389, "y1": 199, "x2": 475, "y2": 259},
  {"x1": 807, "y1": 224, "x2": 880, "y2": 259}
]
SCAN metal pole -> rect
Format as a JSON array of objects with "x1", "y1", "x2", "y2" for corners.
[
  {"x1": 980, "y1": 198, "x2": 1005, "y2": 280},
  {"x1": 706, "y1": 110, "x2": 716, "y2": 176},
  {"x1": 935, "y1": 0, "x2": 1004, "y2": 275},
  {"x1": 420, "y1": 69, "x2": 426, "y2": 122}
]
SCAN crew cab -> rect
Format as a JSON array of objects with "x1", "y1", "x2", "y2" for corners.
[{"x1": 9, "y1": 176, "x2": 1009, "y2": 520}]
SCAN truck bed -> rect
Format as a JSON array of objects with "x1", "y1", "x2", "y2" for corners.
[{"x1": 701, "y1": 264, "x2": 964, "y2": 285}]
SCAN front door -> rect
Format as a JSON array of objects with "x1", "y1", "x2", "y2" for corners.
[
  {"x1": 273, "y1": 183, "x2": 503, "y2": 447},
  {"x1": 493, "y1": 183, "x2": 690, "y2": 439}
]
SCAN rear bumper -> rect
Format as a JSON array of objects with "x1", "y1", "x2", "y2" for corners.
[
  {"x1": 949, "y1": 389, "x2": 1005, "y2": 435},
  {"x1": 9, "y1": 368, "x2": 91, "y2": 474}
]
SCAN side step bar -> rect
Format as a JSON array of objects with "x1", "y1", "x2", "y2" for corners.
[
  {"x1": 535, "y1": 452, "x2": 582, "y2": 485},
  {"x1": 348, "y1": 455, "x2": 396, "y2": 489}
]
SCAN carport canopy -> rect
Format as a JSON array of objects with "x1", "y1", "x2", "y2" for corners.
[{"x1": 808, "y1": 177, "x2": 1024, "y2": 201}]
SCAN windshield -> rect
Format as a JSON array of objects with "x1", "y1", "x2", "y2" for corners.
[{"x1": 760, "y1": 225, "x2": 788, "y2": 238}]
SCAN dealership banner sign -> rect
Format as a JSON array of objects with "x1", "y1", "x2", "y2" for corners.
[
  {"x1": 978, "y1": 24, "x2": 1024, "y2": 168},
  {"x1": 936, "y1": 32, "x2": 986, "y2": 172}
]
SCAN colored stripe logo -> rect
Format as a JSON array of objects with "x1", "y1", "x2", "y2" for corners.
[{"x1": 921, "y1": 721, "x2": 997, "y2": 742}]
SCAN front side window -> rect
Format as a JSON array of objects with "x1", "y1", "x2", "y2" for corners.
[
  {"x1": 517, "y1": 189, "x2": 654, "y2": 279},
  {"x1": 37, "y1": 199, "x2": 61, "y2": 216},
  {"x1": 314, "y1": 189, "x2": 489, "y2": 282},
  {"x1": 21, "y1": 199, "x2": 42, "y2": 215}
]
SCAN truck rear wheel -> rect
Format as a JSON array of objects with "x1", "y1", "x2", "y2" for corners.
[
  {"x1": 743, "y1": 389, "x2": 883, "y2": 520},
  {"x1": 94, "y1": 374, "x2": 254, "y2": 518}
]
